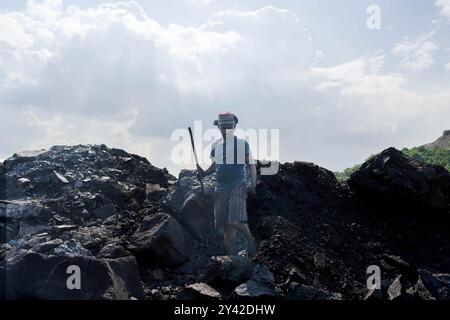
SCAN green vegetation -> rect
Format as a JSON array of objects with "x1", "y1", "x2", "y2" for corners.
[
  {"x1": 334, "y1": 164, "x2": 361, "y2": 182},
  {"x1": 334, "y1": 146, "x2": 450, "y2": 182},
  {"x1": 401, "y1": 146, "x2": 450, "y2": 171}
]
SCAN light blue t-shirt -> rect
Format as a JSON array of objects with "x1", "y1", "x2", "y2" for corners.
[{"x1": 210, "y1": 136, "x2": 251, "y2": 192}]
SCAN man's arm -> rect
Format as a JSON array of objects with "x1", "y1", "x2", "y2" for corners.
[
  {"x1": 197, "y1": 142, "x2": 216, "y2": 176},
  {"x1": 204, "y1": 162, "x2": 215, "y2": 175},
  {"x1": 197, "y1": 162, "x2": 215, "y2": 176}
]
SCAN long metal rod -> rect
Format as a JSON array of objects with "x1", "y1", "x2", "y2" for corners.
[{"x1": 188, "y1": 127, "x2": 205, "y2": 193}]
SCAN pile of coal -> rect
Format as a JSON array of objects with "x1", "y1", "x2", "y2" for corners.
[
  {"x1": 348, "y1": 147, "x2": 450, "y2": 211},
  {"x1": 1, "y1": 144, "x2": 449, "y2": 300},
  {"x1": 0, "y1": 144, "x2": 174, "y2": 299}
]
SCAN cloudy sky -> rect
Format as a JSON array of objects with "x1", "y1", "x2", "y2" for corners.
[{"x1": 1, "y1": 0, "x2": 449, "y2": 175}]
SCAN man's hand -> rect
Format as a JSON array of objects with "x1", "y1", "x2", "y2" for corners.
[{"x1": 196, "y1": 165, "x2": 205, "y2": 178}]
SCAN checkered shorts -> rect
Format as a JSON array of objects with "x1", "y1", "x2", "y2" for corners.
[{"x1": 214, "y1": 183, "x2": 248, "y2": 230}]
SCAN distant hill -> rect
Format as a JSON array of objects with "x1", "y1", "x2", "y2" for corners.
[
  {"x1": 421, "y1": 130, "x2": 450, "y2": 149},
  {"x1": 335, "y1": 130, "x2": 450, "y2": 181}
]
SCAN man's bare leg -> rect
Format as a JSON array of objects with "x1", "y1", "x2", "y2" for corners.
[
  {"x1": 224, "y1": 224, "x2": 237, "y2": 255},
  {"x1": 232, "y1": 222, "x2": 258, "y2": 257},
  {"x1": 233, "y1": 222, "x2": 255, "y2": 243}
]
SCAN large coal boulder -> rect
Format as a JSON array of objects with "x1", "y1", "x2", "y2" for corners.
[
  {"x1": 232, "y1": 264, "x2": 276, "y2": 299},
  {"x1": 128, "y1": 212, "x2": 195, "y2": 268},
  {"x1": 348, "y1": 147, "x2": 450, "y2": 211},
  {"x1": 176, "y1": 283, "x2": 222, "y2": 300},
  {"x1": 418, "y1": 269, "x2": 450, "y2": 300},
  {"x1": 205, "y1": 255, "x2": 276, "y2": 299},
  {"x1": 206, "y1": 255, "x2": 256, "y2": 289},
  {"x1": 0, "y1": 200, "x2": 53, "y2": 220},
  {"x1": 0, "y1": 236, "x2": 144, "y2": 300},
  {"x1": 165, "y1": 170, "x2": 215, "y2": 241}
]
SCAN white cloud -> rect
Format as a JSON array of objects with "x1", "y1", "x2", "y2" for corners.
[
  {"x1": 311, "y1": 54, "x2": 406, "y2": 96},
  {"x1": 392, "y1": 33, "x2": 439, "y2": 72},
  {"x1": 189, "y1": 0, "x2": 216, "y2": 4},
  {"x1": 26, "y1": 0, "x2": 63, "y2": 21},
  {"x1": 310, "y1": 54, "x2": 450, "y2": 162},
  {"x1": 0, "y1": 1, "x2": 449, "y2": 175},
  {"x1": 0, "y1": 3, "x2": 321, "y2": 172},
  {"x1": 445, "y1": 62, "x2": 450, "y2": 70},
  {"x1": 435, "y1": 0, "x2": 450, "y2": 19}
]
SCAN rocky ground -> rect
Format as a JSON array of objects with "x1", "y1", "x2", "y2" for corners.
[{"x1": 0, "y1": 144, "x2": 449, "y2": 300}]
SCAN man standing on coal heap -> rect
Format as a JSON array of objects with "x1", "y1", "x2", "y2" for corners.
[{"x1": 197, "y1": 111, "x2": 258, "y2": 257}]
